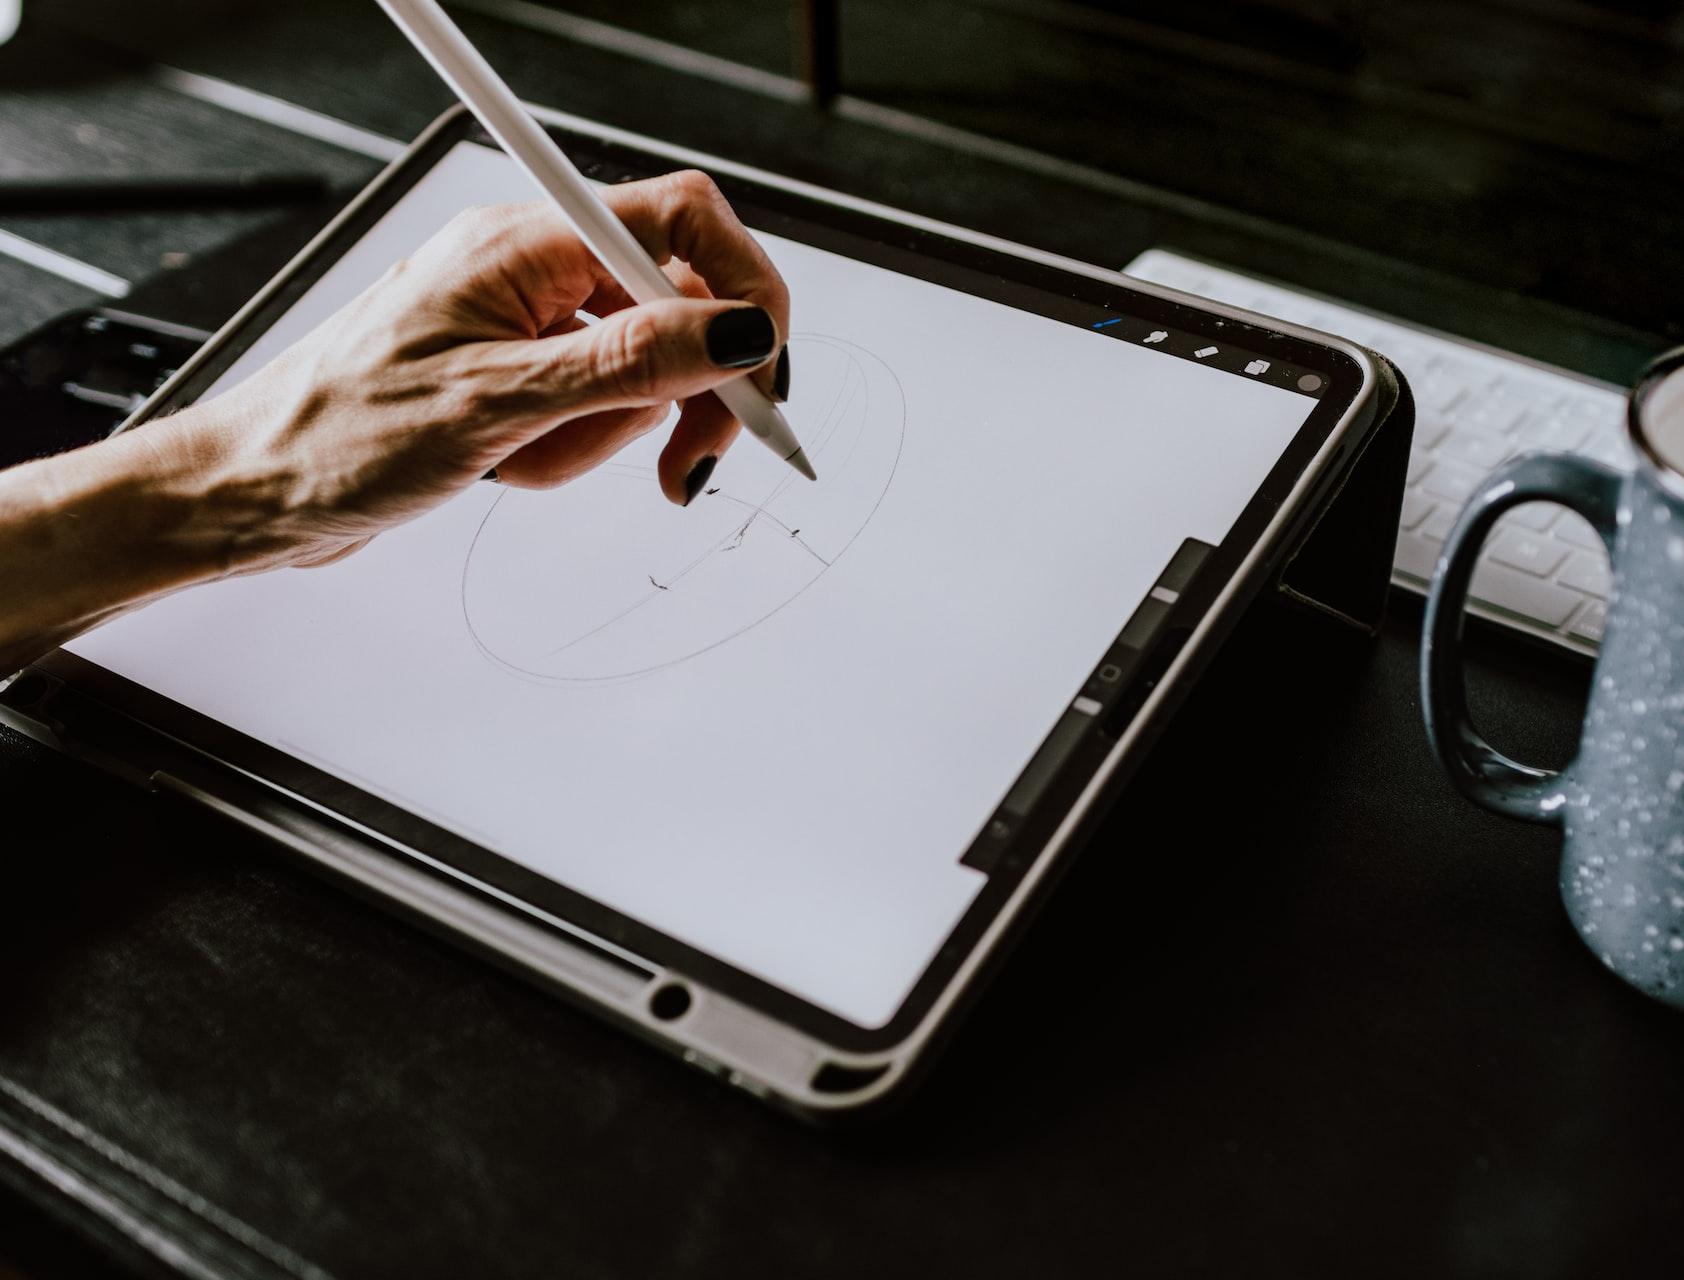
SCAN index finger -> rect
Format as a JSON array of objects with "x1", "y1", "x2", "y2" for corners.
[{"x1": 601, "y1": 170, "x2": 791, "y2": 399}]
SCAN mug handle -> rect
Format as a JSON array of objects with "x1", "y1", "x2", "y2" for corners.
[{"x1": 1420, "y1": 452, "x2": 1624, "y2": 825}]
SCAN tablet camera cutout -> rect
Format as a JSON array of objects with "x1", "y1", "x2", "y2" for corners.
[
  {"x1": 462, "y1": 334, "x2": 905, "y2": 683},
  {"x1": 649, "y1": 982, "x2": 693, "y2": 1022}
]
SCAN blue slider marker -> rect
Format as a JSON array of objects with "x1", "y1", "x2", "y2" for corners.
[{"x1": 1091, "y1": 317, "x2": 1123, "y2": 329}]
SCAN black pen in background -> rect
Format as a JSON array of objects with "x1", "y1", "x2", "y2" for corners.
[{"x1": 0, "y1": 172, "x2": 329, "y2": 212}]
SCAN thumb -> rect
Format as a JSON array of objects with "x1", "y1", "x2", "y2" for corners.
[{"x1": 540, "y1": 298, "x2": 779, "y2": 414}]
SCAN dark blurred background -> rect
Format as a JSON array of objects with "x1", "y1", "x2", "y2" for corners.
[
  {"x1": 456, "y1": 0, "x2": 1684, "y2": 335},
  {"x1": 3, "y1": 0, "x2": 1682, "y2": 365}
]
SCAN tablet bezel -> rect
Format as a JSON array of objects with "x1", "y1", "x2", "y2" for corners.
[{"x1": 12, "y1": 106, "x2": 1378, "y2": 1105}]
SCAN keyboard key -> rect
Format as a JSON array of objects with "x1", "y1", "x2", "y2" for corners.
[
  {"x1": 1400, "y1": 492, "x2": 1435, "y2": 530},
  {"x1": 1559, "y1": 551, "x2": 1612, "y2": 597},
  {"x1": 1555, "y1": 512, "x2": 1607, "y2": 550},
  {"x1": 1489, "y1": 529, "x2": 1569, "y2": 578},
  {"x1": 1408, "y1": 454, "x2": 1433, "y2": 485},
  {"x1": 1413, "y1": 414, "x2": 1452, "y2": 451},
  {"x1": 1394, "y1": 531, "x2": 1442, "y2": 582},
  {"x1": 1422, "y1": 459, "x2": 1487, "y2": 505},
  {"x1": 1420, "y1": 505, "x2": 1457, "y2": 542},
  {"x1": 1569, "y1": 601, "x2": 1608, "y2": 644},
  {"x1": 1470, "y1": 561, "x2": 1582, "y2": 627},
  {"x1": 1460, "y1": 388, "x2": 1528, "y2": 434},
  {"x1": 1583, "y1": 436, "x2": 1635, "y2": 470},
  {"x1": 1562, "y1": 394, "x2": 1618, "y2": 426},
  {"x1": 1417, "y1": 370, "x2": 1469, "y2": 414},
  {"x1": 1506, "y1": 382, "x2": 1566, "y2": 416},
  {"x1": 1532, "y1": 418, "x2": 1593, "y2": 452},
  {"x1": 1437, "y1": 427, "x2": 1511, "y2": 469},
  {"x1": 1504, "y1": 502, "x2": 1560, "y2": 533}
]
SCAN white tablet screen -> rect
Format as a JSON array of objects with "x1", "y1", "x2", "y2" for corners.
[{"x1": 68, "y1": 141, "x2": 1324, "y2": 1028}]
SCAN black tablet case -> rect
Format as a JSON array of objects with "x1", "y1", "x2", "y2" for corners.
[{"x1": 0, "y1": 220, "x2": 1414, "y2": 1277}]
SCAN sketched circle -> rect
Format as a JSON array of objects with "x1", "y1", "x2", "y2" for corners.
[{"x1": 461, "y1": 335, "x2": 905, "y2": 683}]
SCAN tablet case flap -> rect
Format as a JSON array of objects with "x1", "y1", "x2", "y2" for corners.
[{"x1": 1272, "y1": 351, "x2": 1413, "y2": 635}]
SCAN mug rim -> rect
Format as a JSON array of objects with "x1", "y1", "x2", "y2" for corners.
[{"x1": 1627, "y1": 347, "x2": 1684, "y2": 502}]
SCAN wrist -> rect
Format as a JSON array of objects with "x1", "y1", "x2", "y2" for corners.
[
  {"x1": 0, "y1": 399, "x2": 305, "y2": 673},
  {"x1": 6, "y1": 402, "x2": 288, "y2": 602},
  {"x1": 150, "y1": 396, "x2": 304, "y2": 577}
]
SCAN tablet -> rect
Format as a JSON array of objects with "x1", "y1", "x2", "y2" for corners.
[{"x1": 6, "y1": 107, "x2": 1380, "y2": 1117}]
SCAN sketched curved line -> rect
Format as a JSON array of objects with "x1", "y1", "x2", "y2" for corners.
[
  {"x1": 539, "y1": 374, "x2": 852, "y2": 661},
  {"x1": 460, "y1": 334, "x2": 905, "y2": 686}
]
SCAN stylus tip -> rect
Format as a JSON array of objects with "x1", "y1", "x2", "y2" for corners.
[{"x1": 786, "y1": 447, "x2": 818, "y2": 482}]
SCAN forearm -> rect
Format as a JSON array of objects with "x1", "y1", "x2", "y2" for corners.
[
  {"x1": 0, "y1": 188, "x2": 793, "y2": 677},
  {"x1": 0, "y1": 404, "x2": 288, "y2": 674}
]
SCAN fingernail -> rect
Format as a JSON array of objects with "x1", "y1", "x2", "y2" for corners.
[
  {"x1": 683, "y1": 455, "x2": 718, "y2": 506},
  {"x1": 772, "y1": 346, "x2": 791, "y2": 401},
  {"x1": 483, "y1": 467, "x2": 501, "y2": 483},
  {"x1": 706, "y1": 307, "x2": 775, "y2": 369}
]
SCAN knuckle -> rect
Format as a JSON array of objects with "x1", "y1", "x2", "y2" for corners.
[
  {"x1": 597, "y1": 311, "x2": 667, "y2": 402},
  {"x1": 442, "y1": 203, "x2": 521, "y2": 254},
  {"x1": 445, "y1": 202, "x2": 490, "y2": 229},
  {"x1": 662, "y1": 170, "x2": 732, "y2": 234},
  {"x1": 670, "y1": 168, "x2": 723, "y2": 206},
  {"x1": 441, "y1": 202, "x2": 497, "y2": 243}
]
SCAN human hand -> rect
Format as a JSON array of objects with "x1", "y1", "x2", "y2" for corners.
[{"x1": 193, "y1": 169, "x2": 790, "y2": 571}]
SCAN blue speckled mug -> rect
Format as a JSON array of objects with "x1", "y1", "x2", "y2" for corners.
[{"x1": 1423, "y1": 349, "x2": 1684, "y2": 1008}]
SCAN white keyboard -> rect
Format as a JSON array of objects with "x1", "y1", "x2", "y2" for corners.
[{"x1": 1125, "y1": 249, "x2": 1630, "y2": 655}]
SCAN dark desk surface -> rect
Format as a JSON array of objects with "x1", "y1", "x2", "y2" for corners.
[{"x1": 3, "y1": 4, "x2": 1683, "y2": 1277}]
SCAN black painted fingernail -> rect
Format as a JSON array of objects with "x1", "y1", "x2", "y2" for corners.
[
  {"x1": 483, "y1": 467, "x2": 501, "y2": 483},
  {"x1": 706, "y1": 307, "x2": 775, "y2": 369},
  {"x1": 772, "y1": 346, "x2": 791, "y2": 401},
  {"x1": 683, "y1": 455, "x2": 718, "y2": 506}
]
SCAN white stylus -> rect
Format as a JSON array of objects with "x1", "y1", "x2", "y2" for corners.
[{"x1": 376, "y1": 0, "x2": 816, "y2": 481}]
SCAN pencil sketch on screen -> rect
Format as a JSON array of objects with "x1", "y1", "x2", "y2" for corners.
[{"x1": 461, "y1": 333, "x2": 904, "y2": 683}]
